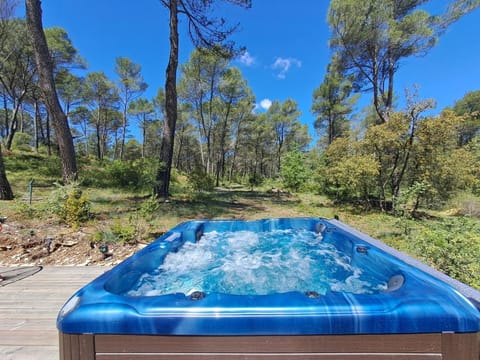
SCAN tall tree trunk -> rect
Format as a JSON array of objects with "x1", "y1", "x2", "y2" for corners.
[
  {"x1": 141, "y1": 114, "x2": 146, "y2": 158},
  {"x1": 5, "y1": 96, "x2": 24, "y2": 150},
  {"x1": 175, "y1": 125, "x2": 185, "y2": 169},
  {"x1": 0, "y1": 144, "x2": 14, "y2": 200},
  {"x1": 34, "y1": 100, "x2": 39, "y2": 152},
  {"x1": 155, "y1": 0, "x2": 178, "y2": 198},
  {"x1": 217, "y1": 100, "x2": 232, "y2": 186},
  {"x1": 120, "y1": 102, "x2": 127, "y2": 160},
  {"x1": 46, "y1": 112, "x2": 51, "y2": 156},
  {"x1": 2, "y1": 94, "x2": 8, "y2": 138},
  {"x1": 25, "y1": 0, "x2": 77, "y2": 183}
]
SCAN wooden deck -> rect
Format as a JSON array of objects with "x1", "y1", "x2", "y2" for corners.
[
  {"x1": 0, "y1": 266, "x2": 107, "y2": 360},
  {"x1": 2, "y1": 266, "x2": 479, "y2": 360}
]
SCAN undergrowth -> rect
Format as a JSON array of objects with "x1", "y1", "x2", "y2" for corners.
[{"x1": 1, "y1": 152, "x2": 479, "y2": 290}]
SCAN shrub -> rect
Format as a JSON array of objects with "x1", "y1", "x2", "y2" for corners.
[
  {"x1": 11, "y1": 133, "x2": 33, "y2": 152},
  {"x1": 110, "y1": 221, "x2": 136, "y2": 244},
  {"x1": 47, "y1": 184, "x2": 91, "y2": 227},
  {"x1": 91, "y1": 218, "x2": 143, "y2": 246},
  {"x1": 64, "y1": 189, "x2": 91, "y2": 228},
  {"x1": 14, "y1": 200, "x2": 39, "y2": 218},
  {"x1": 409, "y1": 217, "x2": 480, "y2": 289},
  {"x1": 139, "y1": 195, "x2": 161, "y2": 220},
  {"x1": 104, "y1": 160, "x2": 144, "y2": 189},
  {"x1": 281, "y1": 149, "x2": 310, "y2": 192},
  {"x1": 80, "y1": 159, "x2": 156, "y2": 191},
  {"x1": 248, "y1": 174, "x2": 263, "y2": 190},
  {"x1": 188, "y1": 169, "x2": 215, "y2": 192}
]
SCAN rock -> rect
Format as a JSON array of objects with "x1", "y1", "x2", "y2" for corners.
[{"x1": 61, "y1": 241, "x2": 78, "y2": 247}]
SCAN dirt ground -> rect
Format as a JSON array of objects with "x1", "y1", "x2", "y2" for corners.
[
  {"x1": 0, "y1": 190, "x2": 301, "y2": 267},
  {"x1": 0, "y1": 218, "x2": 139, "y2": 266}
]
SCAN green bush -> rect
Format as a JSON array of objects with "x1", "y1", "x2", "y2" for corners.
[
  {"x1": 91, "y1": 219, "x2": 140, "y2": 246},
  {"x1": 281, "y1": 149, "x2": 310, "y2": 192},
  {"x1": 11, "y1": 133, "x2": 33, "y2": 152},
  {"x1": 188, "y1": 169, "x2": 215, "y2": 192},
  {"x1": 14, "y1": 200, "x2": 39, "y2": 218},
  {"x1": 80, "y1": 159, "x2": 156, "y2": 191},
  {"x1": 104, "y1": 160, "x2": 145, "y2": 189},
  {"x1": 47, "y1": 184, "x2": 91, "y2": 227},
  {"x1": 41, "y1": 157, "x2": 63, "y2": 178},
  {"x1": 64, "y1": 189, "x2": 91, "y2": 228},
  {"x1": 409, "y1": 217, "x2": 480, "y2": 289},
  {"x1": 110, "y1": 221, "x2": 136, "y2": 244},
  {"x1": 248, "y1": 174, "x2": 264, "y2": 190},
  {"x1": 139, "y1": 195, "x2": 161, "y2": 220}
]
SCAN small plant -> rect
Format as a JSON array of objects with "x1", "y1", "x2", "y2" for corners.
[
  {"x1": 139, "y1": 195, "x2": 161, "y2": 220},
  {"x1": 91, "y1": 219, "x2": 140, "y2": 246},
  {"x1": 47, "y1": 183, "x2": 91, "y2": 227},
  {"x1": 15, "y1": 200, "x2": 38, "y2": 218},
  {"x1": 90, "y1": 227, "x2": 117, "y2": 245},
  {"x1": 64, "y1": 189, "x2": 91, "y2": 228},
  {"x1": 110, "y1": 221, "x2": 136, "y2": 245}
]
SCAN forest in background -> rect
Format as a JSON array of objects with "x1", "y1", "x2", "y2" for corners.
[{"x1": 0, "y1": 1, "x2": 479, "y2": 288}]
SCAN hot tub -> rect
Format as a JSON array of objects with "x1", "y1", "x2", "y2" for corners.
[{"x1": 58, "y1": 218, "x2": 480, "y2": 359}]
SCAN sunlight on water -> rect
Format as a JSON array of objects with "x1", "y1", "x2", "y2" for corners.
[{"x1": 126, "y1": 229, "x2": 387, "y2": 296}]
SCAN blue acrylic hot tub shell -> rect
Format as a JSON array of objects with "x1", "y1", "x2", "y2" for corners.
[{"x1": 57, "y1": 218, "x2": 480, "y2": 336}]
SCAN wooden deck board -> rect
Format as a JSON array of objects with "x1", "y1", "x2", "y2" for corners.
[{"x1": 0, "y1": 266, "x2": 107, "y2": 360}]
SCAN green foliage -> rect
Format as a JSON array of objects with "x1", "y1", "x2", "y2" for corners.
[
  {"x1": 80, "y1": 159, "x2": 156, "y2": 191},
  {"x1": 446, "y1": 192, "x2": 480, "y2": 218},
  {"x1": 91, "y1": 214, "x2": 148, "y2": 246},
  {"x1": 42, "y1": 157, "x2": 63, "y2": 178},
  {"x1": 320, "y1": 137, "x2": 379, "y2": 201},
  {"x1": 64, "y1": 189, "x2": 91, "y2": 228},
  {"x1": 311, "y1": 54, "x2": 357, "y2": 146},
  {"x1": 411, "y1": 111, "x2": 476, "y2": 206},
  {"x1": 14, "y1": 200, "x2": 39, "y2": 218},
  {"x1": 395, "y1": 181, "x2": 429, "y2": 218},
  {"x1": 110, "y1": 221, "x2": 136, "y2": 245},
  {"x1": 47, "y1": 184, "x2": 91, "y2": 227},
  {"x1": 139, "y1": 194, "x2": 161, "y2": 220},
  {"x1": 90, "y1": 227, "x2": 117, "y2": 245},
  {"x1": 4, "y1": 153, "x2": 62, "y2": 187},
  {"x1": 466, "y1": 136, "x2": 480, "y2": 195},
  {"x1": 281, "y1": 149, "x2": 311, "y2": 192},
  {"x1": 248, "y1": 174, "x2": 264, "y2": 190},
  {"x1": 327, "y1": 0, "x2": 463, "y2": 123},
  {"x1": 409, "y1": 217, "x2": 480, "y2": 289},
  {"x1": 452, "y1": 90, "x2": 480, "y2": 145},
  {"x1": 45, "y1": 26, "x2": 85, "y2": 68},
  {"x1": 123, "y1": 139, "x2": 143, "y2": 161},
  {"x1": 188, "y1": 168, "x2": 215, "y2": 192},
  {"x1": 11, "y1": 133, "x2": 33, "y2": 152}
]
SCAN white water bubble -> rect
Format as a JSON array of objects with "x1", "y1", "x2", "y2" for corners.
[{"x1": 126, "y1": 229, "x2": 387, "y2": 296}]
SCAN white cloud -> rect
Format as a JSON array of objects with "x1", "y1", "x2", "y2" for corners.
[
  {"x1": 238, "y1": 51, "x2": 255, "y2": 66},
  {"x1": 260, "y1": 98, "x2": 272, "y2": 110},
  {"x1": 272, "y1": 57, "x2": 302, "y2": 79}
]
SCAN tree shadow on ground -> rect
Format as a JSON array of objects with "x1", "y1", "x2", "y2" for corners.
[{"x1": 162, "y1": 191, "x2": 266, "y2": 219}]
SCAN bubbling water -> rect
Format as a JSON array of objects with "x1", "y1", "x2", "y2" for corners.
[{"x1": 126, "y1": 229, "x2": 387, "y2": 297}]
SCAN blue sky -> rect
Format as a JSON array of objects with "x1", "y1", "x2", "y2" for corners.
[{"x1": 17, "y1": 1, "x2": 480, "y2": 139}]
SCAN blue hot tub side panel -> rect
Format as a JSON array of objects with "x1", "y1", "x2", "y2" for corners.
[
  {"x1": 58, "y1": 280, "x2": 480, "y2": 335},
  {"x1": 57, "y1": 218, "x2": 480, "y2": 336}
]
